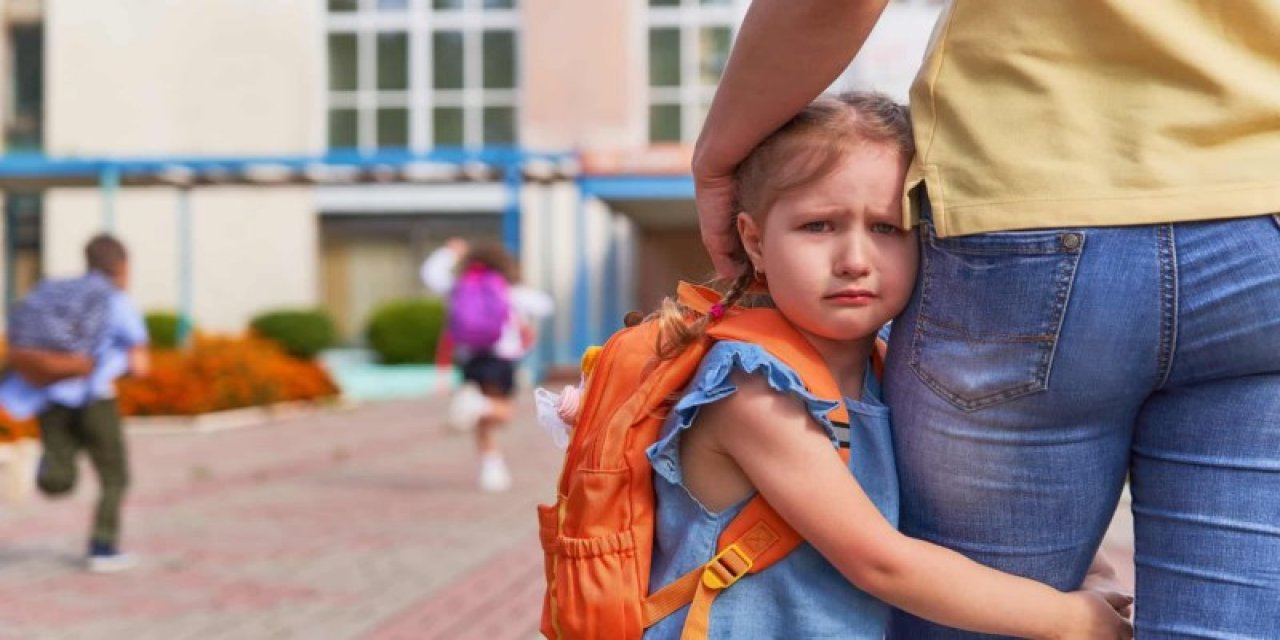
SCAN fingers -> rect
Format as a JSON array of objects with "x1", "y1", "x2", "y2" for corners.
[
  {"x1": 695, "y1": 176, "x2": 741, "y2": 278},
  {"x1": 701, "y1": 226, "x2": 740, "y2": 279},
  {"x1": 1102, "y1": 590, "x2": 1134, "y2": 612}
]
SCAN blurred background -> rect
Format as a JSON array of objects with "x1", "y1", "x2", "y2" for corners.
[
  {"x1": 0, "y1": 2, "x2": 983, "y2": 639},
  {"x1": 0, "y1": 0, "x2": 944, "y2": 388}
]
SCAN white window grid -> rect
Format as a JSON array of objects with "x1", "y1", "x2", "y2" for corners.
[
  {"x1": 326, "y1": 0, "x2": 519, "y2": 150},
  {"x1": 646, "y1": 0, "x2": 748, "y2": 143}
]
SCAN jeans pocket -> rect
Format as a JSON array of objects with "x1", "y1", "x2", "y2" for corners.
[{"x1": 909, "y1": 225, "x2": 1084, "y2": 411}]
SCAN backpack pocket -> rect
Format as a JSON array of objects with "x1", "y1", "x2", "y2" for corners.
[{"x1": 539, "y1": 469, "x2": 647, "y2": 639}]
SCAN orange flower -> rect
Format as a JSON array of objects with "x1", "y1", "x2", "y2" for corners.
[{"x1": 117, "y1": 334, "x2": 339, "y2": 417}]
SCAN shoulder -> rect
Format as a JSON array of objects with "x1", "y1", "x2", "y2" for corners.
[
  {"x1": 108, "y1": 292, "x2": 142, "y2": 318},
  {"x1": 678, "y1": 340, "x2": 842, "y2": 446}
]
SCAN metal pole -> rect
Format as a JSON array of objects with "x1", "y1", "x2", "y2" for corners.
[
  {"x1": 502, "y1": 164, "x2": 521, "y2": 255},
  {"x1": 177, "y1": 186, "x2": 194, "y2": 344},
  {"x1": 100, "y1": 164, "x2": 119, "y2": 231},
  {"x1": 571, "y1": 186, "x2": 592, "y2": 361}
]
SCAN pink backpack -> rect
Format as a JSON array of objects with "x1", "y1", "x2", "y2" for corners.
[{"x1": 449, "y1": 266, "x2": 510, "y2": 351}]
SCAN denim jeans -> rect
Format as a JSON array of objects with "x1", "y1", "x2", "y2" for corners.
[{"x1": 885, "y1": 214, "x2": 1280, "y2": 639}]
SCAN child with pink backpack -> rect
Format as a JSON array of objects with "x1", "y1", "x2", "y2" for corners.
[{"x1": 422, "y1": 238, "x2": 553, "y2": 491}]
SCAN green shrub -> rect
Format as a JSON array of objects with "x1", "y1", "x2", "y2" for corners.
[
  {"x1": 145, "y1": 311, "x2": 185, "y2": 350},
  {"x1": 365, "y1": 298, "x2": 447, "y2": 365},
  {"x1": 249, "y1": 309, "x2": 338, "y2": 360}
]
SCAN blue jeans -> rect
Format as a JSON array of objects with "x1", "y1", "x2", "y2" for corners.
[{"x1": 885, "y1": 214, "x2": 1280, "y2": 639}]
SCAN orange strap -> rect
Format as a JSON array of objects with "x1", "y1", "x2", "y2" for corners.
[{"x1": 641, "y1": 512, "x2": 790, "y2": 635}]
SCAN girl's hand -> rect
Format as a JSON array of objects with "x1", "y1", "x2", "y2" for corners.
[
  {"x1": 1081, "y1": 549, "x2": 1132, "y2": 619},
  {"x1": 1054, "y1": 591, "x2": 1134, "y2": 640}
]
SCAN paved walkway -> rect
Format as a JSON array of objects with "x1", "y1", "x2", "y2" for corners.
[{"x1": 0, "y1": 394, "x2": 1134, "y2": 639}]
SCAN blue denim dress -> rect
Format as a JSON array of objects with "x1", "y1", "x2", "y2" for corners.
[{"x1": 644, "y1": 341, "x2": 899, "y2": 639}]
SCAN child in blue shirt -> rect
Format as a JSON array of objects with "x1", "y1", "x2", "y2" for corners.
[{"x1": 0, "y1": 234, "x2": 149, "y2": 572}]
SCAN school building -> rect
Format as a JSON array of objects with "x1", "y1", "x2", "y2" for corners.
[{"x1": 0, "y1": 0, "x2": 943, "y2": 369}]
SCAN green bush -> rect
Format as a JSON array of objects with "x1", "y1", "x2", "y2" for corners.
[
  {"x1": 365, "y1": 298, "x2": 447, "y2": 365},
  {"x1": 145, "y1": 311, "x2": 185, "y2": 350},
  {"x1": 249, "y1": 309, "x2": 338, "y2": 360}
]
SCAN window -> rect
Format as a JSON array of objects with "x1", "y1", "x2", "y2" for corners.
[
  {"x1": 7, "y1": 25, "x2": 43, "y2": 151},
  {"x1": 326, "y1": 0, "x2": 519, "y2": 150},
  {"x1": 647, "y1": 0, "x2": 743, "y2": 143}
]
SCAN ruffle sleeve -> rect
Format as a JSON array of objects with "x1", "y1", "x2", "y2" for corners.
[{"x1": 646, "y1": 341, "x2": 842, "y2": 486}]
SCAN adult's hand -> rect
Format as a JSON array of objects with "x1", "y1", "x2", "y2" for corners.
[{"x1": 693, "y1": 160, "x2": 741, "y2": 279}]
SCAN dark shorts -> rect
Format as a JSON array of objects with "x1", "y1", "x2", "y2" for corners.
[{"x1": 461, "y1": 354, "x2": 516, "y2": 397}]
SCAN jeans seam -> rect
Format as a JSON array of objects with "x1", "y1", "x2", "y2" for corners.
[
  {"x1": 1042, "y1": 232, "x2": 1084, "y2": 393},
  {"x1": 1155, "y1": 224, "x2": 1179, "y2": 389}
]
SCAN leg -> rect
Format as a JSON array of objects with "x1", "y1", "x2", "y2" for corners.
[
  {"x1": 468, "y1": 356, "x2": 516, "y2": 491},
  {"x1": 35, "y1": 404, "x2": 80, "y2": 496},
  {"x1": 1129, "y1": 215, "x2": 1280, "y2": 637},
  {"x1": 475, "y1": 394, "x2": 512, "y2": 455},
  {"x1": 1131, "y1": 379, "x2": 1280, "y2": 638},
  {"x1": 80, "y1": 399, "x2": 129, "y2": 547},
  {"x1": 886, "y1": 224, "x2": 1162, "y2": 638}
]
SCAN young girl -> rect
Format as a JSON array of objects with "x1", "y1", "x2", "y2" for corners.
[
  {"x1": 422, "y1": 238, "x2": 553, "y2": 491},
  {"x1": 644, "y1": 93, "x2": 1131, "y2": 638}
]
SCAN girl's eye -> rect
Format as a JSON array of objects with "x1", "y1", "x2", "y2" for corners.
[
  {"x1": 871, "y1": 222, "x2": 900, "y2": 235},
  {"x1": 801, "y1": 221, "x2": 834, "y2": 233}
]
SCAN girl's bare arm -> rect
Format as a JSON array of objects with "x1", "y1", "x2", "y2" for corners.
[{"x1": 698, "y1": 373, "x2": 1132, "y2": 639}]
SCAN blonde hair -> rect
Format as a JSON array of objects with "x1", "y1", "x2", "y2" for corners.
[{"x1": 655, "y1": 91, "x2": 913, "y2": 360}]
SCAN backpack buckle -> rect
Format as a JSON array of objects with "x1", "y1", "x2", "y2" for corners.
[{"x1": 701, "y1": 543, "x2": 752, "y2": 590}]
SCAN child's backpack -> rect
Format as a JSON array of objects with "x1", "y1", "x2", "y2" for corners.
[
  {"x1": 448, "y1": 265, "x2": 510, "y2": 351},
  {"x1": 7, "y1": 274, "x2": 115, "y2": 355},
  {"x1": 538, "y1": 282, "x2": 884, "y2": 640}
]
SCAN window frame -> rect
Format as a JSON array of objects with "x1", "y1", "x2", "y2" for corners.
[
  {"x1": 646, "y1": 0, "x2": 746, "y2": 143},
  {"x1": 326, "y1": 0, "x2": 520, "y2": 151}
]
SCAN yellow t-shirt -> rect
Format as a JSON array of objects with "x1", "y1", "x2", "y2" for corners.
[{"x1": 905, "y1": 1, "x2": 1280, "y2": 237}]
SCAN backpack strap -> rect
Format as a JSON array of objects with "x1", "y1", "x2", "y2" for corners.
[{"x1": 643, "y1": 283, "x2": 876, "y2": 638}]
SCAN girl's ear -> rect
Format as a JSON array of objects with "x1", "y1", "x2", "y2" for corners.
[{"x1": 736, "y1": 212, "x2": 765, "y2": 271}]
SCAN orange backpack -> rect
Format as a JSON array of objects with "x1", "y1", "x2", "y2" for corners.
[{"x1": 538, "y1": 283, "x2": 884, "y2": 639}]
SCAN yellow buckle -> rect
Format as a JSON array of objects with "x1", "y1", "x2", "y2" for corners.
[{"x1": 701, "y1": 543, "x2": 752, "y2": 590}]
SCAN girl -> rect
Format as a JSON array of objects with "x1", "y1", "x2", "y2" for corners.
[
  {"x1": 422, "y1": 238, "x2": 553, "y2": 491},
  {"x1": 644, "y1": 93, "x2": 1131, "y2": 638}
]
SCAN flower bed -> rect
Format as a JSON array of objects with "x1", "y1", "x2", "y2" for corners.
[
  {"x1": 0, "y1": 409, "x2": 38, "y2": 444},
  {"x1": 117, "y1": 335, "x2": 340, "y2": 417}
]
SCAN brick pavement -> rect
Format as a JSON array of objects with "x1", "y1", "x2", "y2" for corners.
[
  {"x1": 0, "y1": 394, "x2": 1135, "y2": 640},
  {"x1": 0, "y1": 395, "x2": 560, "y2": 640}
]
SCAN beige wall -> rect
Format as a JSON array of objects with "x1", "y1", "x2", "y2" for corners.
[
  {"x1": 45, "y1": 0, "x2": 323, "y2": 155},
  {"x1": 42, "y1": 0, "x2": 324, "y2": 331},
  {"x1": 45, "y1": 188, "x2": 317, "y2": 332},
  {"x1": 521, "y1": 0, "x2": 645, "y2": 150}
]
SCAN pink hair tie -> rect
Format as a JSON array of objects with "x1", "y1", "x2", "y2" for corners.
[{"x1": 708, "y1": 303, "x2": 726, "y2": 320}]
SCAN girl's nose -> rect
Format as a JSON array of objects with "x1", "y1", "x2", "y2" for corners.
[{"x1": 834, "y1": 234, "x2": 872, "y2": 278}]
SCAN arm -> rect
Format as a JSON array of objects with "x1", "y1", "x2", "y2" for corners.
[
  {"x1": 127, "y1": 347, "x2": 151, "y2": 379},
  {"x1": 694, "y1": 0, "x2": 891, "y2": 276},
  {"x1": 703, "y1": 375, "x2": 1131, "y2": 639},
  {"x1": 421, "y1": 240, "x2": 465, "y2": 296},
  {"x1": 110, "y1": 294, "x2": 150, "y2": 378},
  {"x1": 5, "y1": 348, "x2": 94, "y2": 386}
]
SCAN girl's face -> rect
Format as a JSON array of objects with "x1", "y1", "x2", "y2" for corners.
[{"x1": 738, "y1": 143, "x2": 918, "y2": 345}]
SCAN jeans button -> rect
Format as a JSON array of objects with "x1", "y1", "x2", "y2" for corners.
[{"x1": 1061, "y1": 233, "x2": 1083, "y2": 250}]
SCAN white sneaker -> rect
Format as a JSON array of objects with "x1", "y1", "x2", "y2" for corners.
[
  {"x1": 88, "y1": 550, "x2": 140, "y2": 573},
  {"x1": 478, "y1": 454, "x2": 512, "y2": 493},
  {"x1": 448, "y1": 384, "x2": 490, "y2": 432}
]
